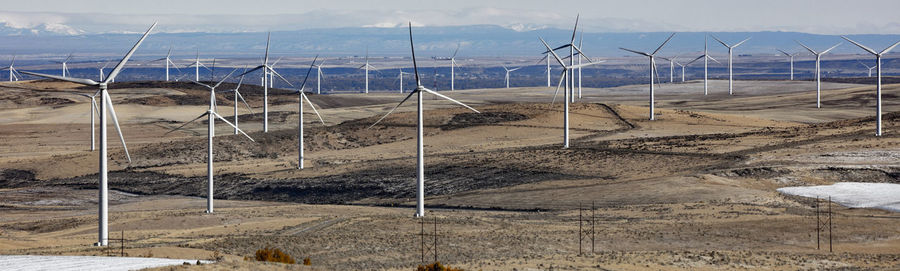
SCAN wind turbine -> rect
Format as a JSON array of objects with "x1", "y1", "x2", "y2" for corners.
[
  {"x1": 368, "y1": 22, "x2": 481, "y2": 218},
  {"x1": 502, "y1": 66, "x2": 522, "y2": 88},
  {"x1": 152, "y1": 47, "x2": 181, "y2": 81},
  {"x1": 73, "y1": 92, "x2": 100, "y2": 151},
  {"x1": 97, "y1": 61, "x2": 110, "y2": 82},
  {"x1": 797, "y1": 41, "x2": 841, "y2": 108},
  {"x1": 359, "y1": 48, "x2": 379, "y2": 94},
  {"x1": 776, "y1": 49, "x2": 799, "y2": 80},
  {"x1": 238, "y1": 32, "x2": 294, "y2": 133},
  {"x1": 435, "y1": 43, "x2": 461, "y2": 91},
  {"x1": 543, "y1": 37, "x2": 603, "y2": 148},
  {"x1": 841, "y1": 36, "x2": 900, "y2": 136},
  {"x1": 711, "y1": 35, "x2": 750, "y2": 95},
  {"x1": 54, "y1": 53, "x2": 74, "y2": 77},
  {"x1": 185, "y1": 50, "x2": 211, "y2": 82},
  {"x1": 539, "y1": 54, "x2": 552, "y2": 87},
  {"x1": 291, "y1": 55, "x2": 325, "y2": 169},
  {"x1": 675, "y1": 55, "x2": 704, "y2": 82},
  {"x1": 701, "y1": 35, "x2": 720, "y2": 95},
  {"x1": 313, "y1": 59, "x2": 326, "y2": 94},
  {"x1": 620, "y1": 33, "x2": 676, "y2": 121},
  {"x1": 168, "y1": 69, "x2": 255, "y2": 214},
  {"x1": 20, "y1": 22, "x2": 156, "y2": 246},
  {"x1": 856, "y1": 60, "x2": 876, "y2": 77},
  {"x1": 219, "y1": 69, "x2": 253, "y2": 135},
  {"x1": 1, "y1": 56, "x2": 21, "y2": 81},
  {"x1": 396, "y1": 68, "x2": 411, "y2": 93},
  {"x1": 545, "y1": 14, "x2": 592, "y2": 103},
  {"x1": 658, "y1": 56, "x2": 677, "y2": 83}
]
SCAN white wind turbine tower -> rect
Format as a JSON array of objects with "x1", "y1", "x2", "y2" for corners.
[
  {"x1": 502, "y1": 66, "x2": 522, "y2": 88},
  {"x1": 1, "y1": 56, "x2": 21, "y2": 81},
  {"x1": 168, "y1": 69, "x2": 255, "y2": 213},
  {"x1": 776, "y1": 49, "x2": 799, "y2": 80},
  {"x1": 658, "y1": 56, "x2": 677, "y2": 83},
  {"x1": 711, "y1": 35, "x2": 750, "y2": 95},
  {"x1": 620, "y1": 33, "x2": 676, "y2": 121},
  {"x1": 857, "y1": 60, "x2": 876, "y2": 77},
  {"x1": 397, "y1": 68, "x2": 411, "y2": 93},
  {"x1": 313, "y1": 59, "x2": 327, "y2": 94},
  {"x1": 73, "y1": 92, "x2": 100, "y2": 151},
  {"x1": 359, "y1": 48, "x2": 379, "y2": 94},
  {"x1": 542, "y1": 37, "x2": 603, "y2": 148},
  {"x1": 841, "y1": 36, "x2": 900, "y2": 136},
  {"x1": 675, "y1": 55, "x2": 705, "y2": 82},
  {"x1": 152, "y1": 47, "x2": 181, "y2": 81},
  {"x1": 435, "y1": 43, "x2": 461, "y2": 91},
  {"x1": 701, "y1": 35, "x2": 720, "y2": 95},
  {"x1": 21, "y1": 22, "x2": 156, "y2": 246},
  {"x1": 54, "y1": 53, "x2": 74, "y2": 77},
  {"x1": 292, "y1": 55, "x2": 325, "y2": 169},
  {"x1": 369, "y1": 22, "x2": 481, "y2": 217},
  {"x1": 538, "y1": 54, "x2": 551, "y2": 87},
  {"x1": 238, "y1": 32, "x2": 294, "y2": 133},
  {"x1": 796, "y1": 41, "x2": 841, "y2": 108}
]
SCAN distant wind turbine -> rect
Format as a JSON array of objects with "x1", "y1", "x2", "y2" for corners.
[
  {"x1": 238, "y1": 32, "x2": 295, "y2": 133},
  {"x1": 54, "y1": 53, "x2": 74, "y2": 78},
  {"x1": 702, "y1": 35, "x2": 720, "y2": 95},
  {"x1": 369, "y1": 22, "x2": 481, "y2": 218},
  {"x1": 21, "y1": 22, "x2": 156, "y2": 246},
  {"x1": 856, "y1": 60, "x2": 876, "y2": 77},
  {"x1": 435, "y1": 43, "x2": 461, "y2": 91},
  {"x1": 73, "y1": 92, "x2": 100, "y2": 151},
  {"x1": 620, "y1": 33, "x2": 676, "y2": 120},
  {"x1": 675, "y1": 55, "x2": 705, "y2": 82},
  {"x1": 711, "y1": 35, "x2": 750, "y2": 95},
  {"x1": 186, "y1": 50, "x2": 210, "y2": 82},
  {"x1": 218, "y1": 68, "x2": 253, "y2": 135},
  {"x1": 543, "y1": 37, "x2": 603, "y2": 148},
  {"x1": 313, "y1": 59, "x2": 326, "y2": 94},
  {"x1": 776, "y1": 49, "x2": 799, "y2": 80},
  {"x1": 502, "y1": 66, "x2": 522, "y2": 88},
  {"x1": 545, "y1": 14, "x2": 592, "y2": 103},
  {"x1": 1, "y1": 56, "x2": 21, "y2": 81},
  {"x1": 396, "y1": 68, "x2": 411, "y2": 93},
  {"x1": 796, "y1": 41, "x2": 841, "y2": 108},
  {"x1": 841, "y1": 36, "x2": 900, "y2": 136},
  {"x1": 291, "y1": 55, "x2": 325, "y2": 169},
  {"x1": 168, "y1": 68, "x2": 255, "y2": 214},
  {"x1": 359, "y1": 48, "x2": 379, "y2": 94},
  {"x1": 152, "y1": 47, "x2": 181, "y2": 81}
]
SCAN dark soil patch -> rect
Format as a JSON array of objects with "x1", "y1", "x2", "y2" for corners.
[{"x1": 442, "y1": 112, "x2": 528, "y2": 130}]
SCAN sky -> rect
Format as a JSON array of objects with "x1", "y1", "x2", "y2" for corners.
[{"x1": 1, "y1": 0, "x2": 900, "y2": 34}]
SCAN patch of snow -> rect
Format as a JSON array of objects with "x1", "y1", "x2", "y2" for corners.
[
  {"x1": 0, "y1": 255, "x2": 210, "y2": 271},
  {"x1": 777, "y1": 182, "x2": 900, "y2": 212}
]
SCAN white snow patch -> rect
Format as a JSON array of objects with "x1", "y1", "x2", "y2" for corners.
[
  {"x1": 0, "y1": 255, "x2": 209, "y2": 271},
  {"x1": 777, "y1": 182, "x2": 900, "y2": 212}
]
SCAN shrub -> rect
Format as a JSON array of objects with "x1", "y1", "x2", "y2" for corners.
[
  {"x1": 416, "y1": 261, "x2": 464, "y2": 271},
  {"x1": 303, "y1": 257, "x2": 311, "y2": 265},
  {"x1": 254, "y1": 247, "x2": 296, "y2": 264}
]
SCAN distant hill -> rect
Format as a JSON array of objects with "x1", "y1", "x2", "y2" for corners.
[{"x1": 1, "y1": 25, "x2": 899, "y2": 58}]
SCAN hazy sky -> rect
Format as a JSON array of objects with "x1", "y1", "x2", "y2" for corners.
[{"x1": 2, "y1": 0, "x2": 899, "y2": 34}]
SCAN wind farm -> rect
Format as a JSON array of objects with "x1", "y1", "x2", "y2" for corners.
[{"x1": 2, "y1": 3, "x2": 900, "y2": 271}]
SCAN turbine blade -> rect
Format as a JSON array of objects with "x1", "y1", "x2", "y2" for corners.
[
  {"x1": 796, "y1": 41, "x2": 817, "y2": 55},
  {"x1": 19, "y1": 71, "x2": 99, "y2": 86},
  {"x1": 686, "y1": 55, "x2": 705, "y2": 65},
  {"x1": 408, "y1": 22, "x2": 421, "y2": 86},
  {"x1": 297, "y1": 55, "x2": 319, "y2": 92},
  {"x1": 572, "y1": 45, "x2": 593, "y2": 62},
  {"x1": 838, "y1": 36, "x2": 876, "y2": 55},
  {"x1": 104, "y1": 92, "x2": 131, "y2": 163},
  {"x1": 821, "y1": 43, "x2": 841, "y2": 55},
  {"x1": 235, "y1": 90, "x2": 253, "y2": 114},
  {"x1": 881, "y1": 40, "x2": 900, "y2": 55},
  {"x1": 652, "y1": 33, "x2": 676, "y2": 55},
  {"x1": 452, "y1": 42, "x2": 460, "y2": 59},
  {"x1": 619, "y1": 47, "x2": 650, "y2": 57},
  {"x1": 237, "y1": 65, "x2": 265, "y2": 77},
  {"x1": 776, "y1": 49, "x2": 791, "y2": 57},
  {"x1": 733, "y1": 37, "x2": 751, "y2": 48},
  {"x1": 540, "y1": 37, "x2": 567, "y2": 67},
  {"x1": 165, "y1": 112, "x2": 208, "y2": 135},
  {"x1": 213, "y1": 68, "x2": 238, "y2": 89},
  {"x1": 568, "y1": 61, "x2": 605, "y2": 69},
  {"x1": 268, "y1": 67, "x2": 295, "y2": 87},
  {"x1": 105, "y1": 22, "x2": 157, "y2": 83},
  {"x1": 189, "y1": 80, "x2": 212, "y2": 90},
  {"x1": 708, "y1": 55, "x2": 721, "y2": 64},
  {"x1": 213, "y1": 112, "x2": 254, "y2": 142},
  {"x1": 551, "y1": 71, "x2": 566, "y2": 105},
  {"x1": 570, "y1": 14, "x2": 579, "y2": 43},
  {"x1": 301, "y1": 92, "x2": 325, "y2": 124},
  {"x1": 421, "y1": 87, "x2": 479, "y2": 113},
  {"x1": 368, "y1": 88, "x2": 418, "y2": 129},
  {"x1": 711, "y1": 35, "x2": 729, "y2": 48}
]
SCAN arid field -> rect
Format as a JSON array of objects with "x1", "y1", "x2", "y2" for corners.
[{"x1": 1, "y1": 78, "x2": 900, "y2": 270}]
